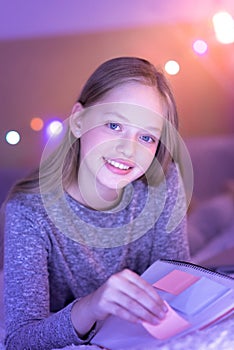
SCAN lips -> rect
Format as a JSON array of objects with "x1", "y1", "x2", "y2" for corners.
[{"x1": 104, "y1": 157, "x2": 134, "y2": 172}]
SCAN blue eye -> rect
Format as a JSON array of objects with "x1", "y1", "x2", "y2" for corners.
[
  {"x1": 107, "y1": 123, "x2": 121, "y2": 131},
  {"x1": 140, "y1": 135, "x2": 155, "y2": 143}
]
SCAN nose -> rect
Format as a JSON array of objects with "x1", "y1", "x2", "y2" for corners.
[{"x1": 115, "y1": 137, "x2": 136, "y2": 158}]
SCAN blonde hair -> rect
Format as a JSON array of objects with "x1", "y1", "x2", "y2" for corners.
[{"x1": 9, "y1": 57, "x2": 179, "y2": 197}]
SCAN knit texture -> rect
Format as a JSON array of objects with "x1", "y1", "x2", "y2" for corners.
[{"x1": 4, "y1": 164, "x2": 190, "y2": 350}]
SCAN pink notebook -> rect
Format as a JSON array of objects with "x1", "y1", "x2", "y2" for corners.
[
  {"x1": 142, "y1": 301, "x2": 190, "y2": 340},
  {"x1": 153, "y1": 269, "x2": 200, "y2": 295},
  {"x1": 92, "y1": 260, "x2": 234, "y2": 350}
]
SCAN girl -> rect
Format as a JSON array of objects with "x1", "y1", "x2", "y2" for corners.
[{"x1": 4, "y1": 57, "x2": 190, "y2": 350}]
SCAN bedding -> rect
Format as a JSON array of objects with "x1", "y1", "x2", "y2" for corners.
[{"x1": 1, "y1": 269, "x2": 234, "y2": 350}]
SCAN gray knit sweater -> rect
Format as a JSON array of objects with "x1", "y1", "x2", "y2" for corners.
[{"x1": 4, "y1": 164, "x2": 190, "y2": 350}]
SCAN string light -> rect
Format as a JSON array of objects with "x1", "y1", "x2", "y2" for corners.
[
  {"x1": 30, "y1": 117, "x2": 44, "y2": 131},
  {"x1": 164, "y1": 60, "x2": 180, "y2": 75},
  {"x1": 193, "y1": 39, "x2": 208, "y2": 55},
  {"x1": 5, "y1": 130, "x2": 21, "y2": 145},
  {"x1": 46, "y1": 120, "x2": 63, "y2": 137},
  {"x1": 212, "y1": 11, "x2": 234, "y2": 44}
]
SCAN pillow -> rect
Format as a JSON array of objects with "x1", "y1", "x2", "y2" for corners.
[{"x1": 187, "y1": 192, "x2": 234, "y2": 256}]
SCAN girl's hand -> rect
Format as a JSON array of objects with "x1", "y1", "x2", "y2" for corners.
[{"x1": 71, "y1": 269, "x2": 168, "y2": 337}]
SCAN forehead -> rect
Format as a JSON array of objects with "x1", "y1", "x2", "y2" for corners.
[
  {"x1": 80, "y1": 102, "x2": 164, "y2": 133},
  {"x1": 101, "y1": 82, "x2": 164, "y2": 114}
]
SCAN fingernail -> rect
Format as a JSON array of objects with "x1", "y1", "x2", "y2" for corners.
[{"x1": 162, "y1": 304, "x2": 168, "y2": 312}]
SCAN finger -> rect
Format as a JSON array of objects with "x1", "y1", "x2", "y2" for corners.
[
  {"x1": 107, "y1": 271, "x2": 167, "y2": 320},
  {"x1": 104, "y1": 288, "x2": 162, "y2": 325},
  {"x1": 115, "y1": 269, "x2": 167, "y2": 311},
  {"x1": 120, "y1": 280, "x2": 166, "y2": 320}
]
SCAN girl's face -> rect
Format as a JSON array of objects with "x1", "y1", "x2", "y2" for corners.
[{"x1": 72, "y1": 82, "x2": 164, "y2": 204}]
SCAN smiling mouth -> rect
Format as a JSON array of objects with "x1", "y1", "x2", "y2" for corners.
[{"x1": 105, "y1": 158, "x2": 133, "y2": 170}]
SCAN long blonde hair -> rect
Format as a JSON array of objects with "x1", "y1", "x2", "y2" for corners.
[{"x1": 8, "y1": 57, "x2": 179, "y2": 198}]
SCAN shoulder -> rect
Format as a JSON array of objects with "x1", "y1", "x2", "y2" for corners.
[
  {"x1": 4, "y1": 192, "x2": 45, "y2": 221},
  {"x1": 3, "y1": 192, "x2": 54, "y2": 250},
  {"x1": 5, "y1": 192, "x2": 42, "y2": 209}
]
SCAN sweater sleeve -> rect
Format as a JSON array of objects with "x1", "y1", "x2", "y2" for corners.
[
  {"x1": 3, "y1": 197, "x2": 95, "y2": 350},
  {"x1": 150, "y1": 162, "x2": 191, "y2": 263}
]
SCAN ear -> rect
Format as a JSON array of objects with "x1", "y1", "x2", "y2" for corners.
[{"x1": 69, "y1": 102, "x2": 84, "y2": 138}]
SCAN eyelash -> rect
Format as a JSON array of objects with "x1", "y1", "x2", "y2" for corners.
[
  {"x1": 107, "y1": 122, "x2": 121, "y2": 131},
  {"x1": 106, "y1": 122, "x2": 156, "y2": 144},
  {"x1": 140, "y1": 135, "x2": 155, "y2": 143}
]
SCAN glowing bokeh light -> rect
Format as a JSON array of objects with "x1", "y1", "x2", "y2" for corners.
[
  {"x1": 30, "y1": 117, "x2": 44, "y2": 131},
  {"x1": 5, "y1": 130, "x2": 21, "y2": 145},
  {"x1": 212, "y1": 11, "x2": 234, "y2": 44},
  {"x1": 164, "y1": 60, "x2": 180, "y2": 75},
  {"x1": 46, "y1": 120, "x2": 63, "y2": 137},
  {"x1": 193, "y1": 39, "x2": 208, "y2": 55}
]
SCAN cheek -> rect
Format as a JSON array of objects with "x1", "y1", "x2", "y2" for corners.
[
  {"x1": 136, "y1": 143, "x2": 158, "y2": 171},
  {"x1": 140, "y1": 141, "x2": 159, "y2": 160},
  {"x1": 80, "y1": 129, "x2": 104, "y2": 152}
]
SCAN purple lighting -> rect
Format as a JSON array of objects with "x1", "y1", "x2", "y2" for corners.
[
  {"x1": 46, "y1": 120, "x2": 63, "y2": 137},
  {"x1": 193, "y1": 39, "x2": 208, "y2": 55}
]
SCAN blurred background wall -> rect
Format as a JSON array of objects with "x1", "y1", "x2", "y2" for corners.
[
  {"x1": 0, "y1": 0, "x2": 234, "y2": 267},
  {"x1": 0, "y1": 0, "x2": 233, "y2": 175}
]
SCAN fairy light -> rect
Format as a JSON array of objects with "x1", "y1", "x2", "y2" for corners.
[
  {"x1": 30, "y1": 117, "x2": 44, "y2": 131},
  {"x1": 193, "y1": 39, "x2": 208, "y2": 55},
  {"x1": 5, "y1": 130, "x2": 21, "y2": 145},
  {"x1": 164, "y1": 60, "x2": 180, "y2": 75},
  {"x1": 46, "y1": 120, "x2": 63, "y2": 137},
  {"x1": 212, "y1": 11, "x2": 234, "y2": 44}
]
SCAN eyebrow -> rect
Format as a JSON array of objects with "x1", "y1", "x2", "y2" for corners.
[{"x1": 103, "y1": 112, "x2": 162, "y2": 133}]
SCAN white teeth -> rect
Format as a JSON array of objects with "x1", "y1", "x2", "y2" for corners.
[{"x1": 106, "y1": 159, "x2": 130, "y2": 170}]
